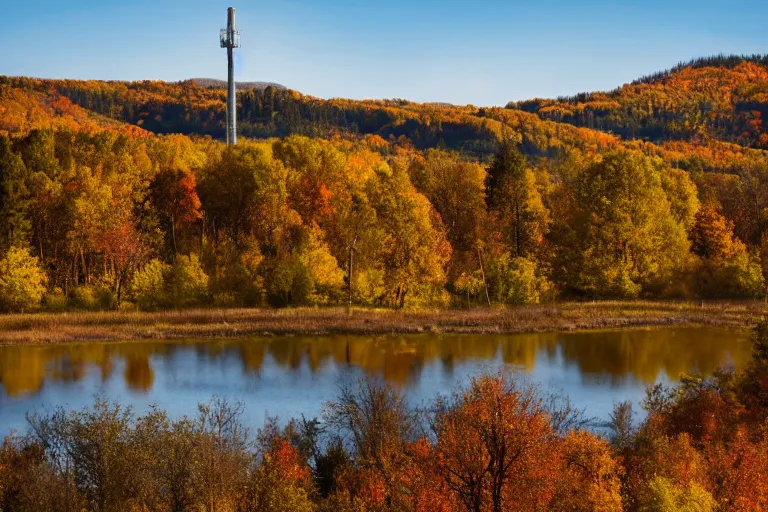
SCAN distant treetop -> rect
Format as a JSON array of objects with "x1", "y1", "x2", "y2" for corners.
[
  {"x1": 187, "y1": 78, "x2": 286, "y2": 90},
  {"x1": 630, "y1": 54, "x2": 768, "y2": 86}
]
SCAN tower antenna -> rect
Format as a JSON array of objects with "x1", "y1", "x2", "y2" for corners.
[{"x1": 220, "y1": 7, "x2": 241, "y2": 145}]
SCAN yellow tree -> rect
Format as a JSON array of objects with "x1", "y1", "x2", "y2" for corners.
[
  {"x1": 661, "y1": 168, "x2": 700, "y2": 232},
  {"x1": 410, "y1": 150, "x2": 490, "y2": 302},
  {"x1": 368, "y1": 162, "x2": 451, "y2": 307},
  {"x1": 689, "y1": 205, "x2": 764, "y2": 298},
  {"x1": 0, "y1": 246, "x2": 47, "y2": 312},
  {"x1": 552, "y1": 149, "x2": 689, "y2": 297}
]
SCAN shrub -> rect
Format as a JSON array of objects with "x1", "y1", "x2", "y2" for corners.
[
  {"x1": 212, "y1": 292, "x2": 238, "y2": 308},
  {"x1": 487, "y1": 254, "x2": 553, "y2": 305},
  {"x1": 69, "y1": 285, "x2": 115, "y2": 311},
  {"x1": 208, "y1": 240, "x2": 265, "y2": 307},
  {"x1": 167, "y1": 254, "x2": 209, "y2": 308},
  {"x1": 0, "y1": 247, "x2": 47, "y2": 313},
  {"x1": 692, "y1": 251, "x2": 765, "y2": 299},
  {"x1": 453, "y1": 270, "x2": 485, "y2": 305},
  {"x1": 130, "y1": 255, "x2": 210, "y2": 310},
  {"x1": 117, "y1": 300, "x2": 137, "y2": 312},
  {"x1": 265, "y1": 256, "x2": 313, "y2": 306},
  {"x1": 553, "y1": 431, "x2": 623, "y2": 512},
  {"x1": 263, "y1": 227, "x2": 344, "y2": 307},
  {"x1": 130, "y1": 259, "x2": 170, "y2": 310},
  {"x1": 42, "y1": 287, "x2": 68, "y2": 312},
  {"x1": 725, "y1": 251, "x2": 765, "y2": 298},
  {"x1": 352, "y1": 267, "x2": 386, "y2": 306}
]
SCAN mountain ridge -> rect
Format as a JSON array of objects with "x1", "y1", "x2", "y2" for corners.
[
  {"x1": 2, "y1": 54, "x2": 768, "y2": 156},
  {"x1": 507, "y1": 55, "x2": 768, "y2": 149},
  {"x1": 187, "y1": 78, "x2": 286, "y2": 90}
]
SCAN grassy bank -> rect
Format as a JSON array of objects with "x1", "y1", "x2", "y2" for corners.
[{"x1": 0, "y1": 300, "x2": 764, "y2": 346}]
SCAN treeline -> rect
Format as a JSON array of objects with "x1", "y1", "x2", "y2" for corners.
[
  {"x1": 2, "y1": 126, "x2": 768, "y2": 312},
  {"x1": 2, "y1": 323, "x2": 768, "y2": 511},
  {"x1": 508, "y1": 56, "x2": 768, "y2": 149}
]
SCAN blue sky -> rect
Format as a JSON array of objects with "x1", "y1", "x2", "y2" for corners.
[{"x1": 1, "y1": 0, "x2": 766, "y2": 105}]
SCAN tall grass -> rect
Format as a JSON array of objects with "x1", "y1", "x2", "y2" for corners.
[{"x1": 0, "y1": 300, "x2": 762, "y2": 346}]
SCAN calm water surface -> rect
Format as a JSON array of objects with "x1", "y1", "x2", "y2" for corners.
[{"x1": 0, "y1": 327, "x2": 751, "y2": 434}]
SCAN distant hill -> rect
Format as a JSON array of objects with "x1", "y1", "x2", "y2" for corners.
[
  {"x1": 0, "y1": 75, "x2": 618, "y2": 159},
  {"x1": 630, "y1": 54, "x2": 768, "y2": 85},
  {"x1": 0, "y1": 80, "x2": 149, "y2": 137},
  {"x1": 187, "y1": 78, "x2": 285, "y2": 90},
  {"x1": 507, "y1": 55, "x2": 768, "y2": 149},
  {"x1": 2, "y1": 55, "x2": 768, "y2": 164}
]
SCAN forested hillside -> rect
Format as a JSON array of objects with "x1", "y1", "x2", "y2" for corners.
[
  {"x1": 1, "y1": 75, "x2": 616, "y2": 158},
  {"x1": 2, "y1": 56, "x2": 768, "y2": 312},
  {"x1": 508, "y1": 55, "x2": 768, "y2": 149},
  {"x1": 0, "y1": 83, "x2": 148, "y2": 137}
]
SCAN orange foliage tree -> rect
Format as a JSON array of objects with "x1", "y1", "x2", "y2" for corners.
[{"x1": 428, "y1": 373, "x2": 561, "y2": 512}]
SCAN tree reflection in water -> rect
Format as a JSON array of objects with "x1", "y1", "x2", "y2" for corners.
[{"x1": 0, "y1": 327, "x2": 750, "y2": 399}]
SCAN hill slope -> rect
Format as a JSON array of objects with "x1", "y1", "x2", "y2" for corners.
[
  {"x1": 0, "y1": 81, "x2": 149, "y2": 137},
  {"x1": 2, "y1": 55, "x2": 768, "y2": 170},
  {"x1": 0, "y1": 75, "x2": 619, "y2": 159},
  {"x1": 507, "y1": 55, "x2": 768, "y2": 149}
]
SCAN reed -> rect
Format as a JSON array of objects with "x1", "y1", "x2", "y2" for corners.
[
  {"x1": 0, "y1": 301, "x2": 768, "y2": 345},
  {"x1": 0, "y1": 300, "x2": 762, "y2": 346}
]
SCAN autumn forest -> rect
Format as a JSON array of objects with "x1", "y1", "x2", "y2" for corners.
[{"x1": 2, "y1": 56, "x2": 768, "y2": 312}]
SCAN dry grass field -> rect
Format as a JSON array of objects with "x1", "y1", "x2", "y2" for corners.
[{"x1": 0, "y1": 300, "x2": 763, "y2": 346}]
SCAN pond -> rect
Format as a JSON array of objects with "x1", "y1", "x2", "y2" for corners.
[{"x1": 0, "y1": 327, "x2": 751, "y2": 434}]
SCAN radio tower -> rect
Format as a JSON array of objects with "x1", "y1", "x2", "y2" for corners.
[{"x1": 220, "y1": 7, "x2": 241, "y2": 145}]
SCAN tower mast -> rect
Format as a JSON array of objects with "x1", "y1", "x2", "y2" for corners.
[{"x1": 220, "y1": 7, "x2": 240, "y2": 145}]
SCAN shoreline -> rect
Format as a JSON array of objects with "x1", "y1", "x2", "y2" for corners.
[{"x1": 0, "y1": 301, "x2": 763, "y2": 346}]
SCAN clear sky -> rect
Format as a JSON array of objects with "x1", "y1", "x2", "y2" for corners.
[{"x1": 1, "y1": 0, "x2": 766, "y2": 106}]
